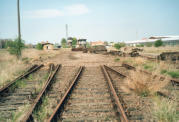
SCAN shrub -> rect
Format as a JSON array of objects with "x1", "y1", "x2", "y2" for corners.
[
  {"x1": 36, "y1": 43, "x2": 43, "y2": 50},
  {"x1": 8, "y1": 38, "x2": 25, "y2": 58},
  {"x1": 114, "y1": 42, "x2": 125, "y2": 50},
  {"x1": 154, "y1": 40, "x2": 163, "y2": 47},
  {"x1": 61, "y1": 38, "x2": 67, "y2": 48},
  {"x1": 126, "y1": 70, "x2": 151, "y2": 97}
]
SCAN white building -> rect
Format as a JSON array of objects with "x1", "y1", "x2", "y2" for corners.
[{"x1": 126, "y1": 36, "x2": 179, "y2": 46}]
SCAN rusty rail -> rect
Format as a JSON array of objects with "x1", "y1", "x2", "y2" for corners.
[
  {"x1": 104, "y1": 65, "x2": 126, "y2": 77},
  {"x1": 0, "y1": 64, "x2": 43, "y2": 94},
  {"x1": 48, "y1": 66, "x2": 84, "y2": 122},
  {"x1": 22, "y1": 64, "x2": 61, "y2": 122},
  {"x1": 101, "y1": 65, "x2": 129, "y2": 122}
]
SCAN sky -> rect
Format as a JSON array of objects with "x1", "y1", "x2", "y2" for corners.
[{"x1": 0, "y1": 0, "x2": 179, "y2": 44}]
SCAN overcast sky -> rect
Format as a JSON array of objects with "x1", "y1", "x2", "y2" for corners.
[{"x1": 0, "y1": 0, "x2": 179, "y2": 44}]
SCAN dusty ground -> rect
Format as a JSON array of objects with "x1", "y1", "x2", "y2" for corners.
[{"x1": 44, "y1": 49, "x2": 120, "y2": 66}]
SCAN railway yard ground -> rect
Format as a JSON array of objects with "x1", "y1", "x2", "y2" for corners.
[{"x1": 0, "y1": 47, "x2": 179, "y2": 122}]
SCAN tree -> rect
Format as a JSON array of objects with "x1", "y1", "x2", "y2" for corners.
[
  {"x1": 114, "y1": 42, "x2": 126, "y2": 50},
  {"x1": 114, "y1": 43, "x2": 121, "y2": 50},
  {"x1": 8, "y1": 38, "x2": 25, "y2": 58},
  {"x1": 72, "y1": 37, "x2": 77, "y2": 48},
  {"x1": 154, "y1": 40, "x2": 163, "y2": 47},
  {"x1": 61, "y1": 38, "x2": 67, "y2": 48},
  {"x1": 36, "y1": 43, "x2": 43, "y2": 50}
]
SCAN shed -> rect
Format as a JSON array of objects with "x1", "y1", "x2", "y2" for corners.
[{"x1": 41, "y1": 42, "x2": 54, "y2": 50}]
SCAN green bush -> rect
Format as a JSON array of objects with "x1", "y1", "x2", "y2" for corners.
[
  {"x1": 61, "y1": 38, "x2": 67, "y2": 48},
  {"x1": 72, "y1": 37, "x2": 77, "y2": 47},
  {"x1": 154, "y1": 40, "x2": 163, "y2": 47},
  {"x1": 114, "y1": 42, "x2": 126, "y2": 50},
  {"x1": 8, "y1": 38, "x2": 25, "y2": 58},
  {"x1": 36, "y1": 43, "x2": 43, "y2": 50}
]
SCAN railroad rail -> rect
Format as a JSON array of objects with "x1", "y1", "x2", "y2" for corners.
[
  {"x1": 0, "y1": 64, "x2": 48, "y2": 120},
  {"x1": 0, "y1": 64, "x2": 43, "y2": 94},
  {"x1": 22, "y1": 64, "x2": 61, "y2": 122},
  {"x1": 47, "y1": 66, "x2": 130, "y2": 121},
  {"x1": 101, "y1": 65, "x2": 129, "y2": 122},
  {"x1": 48, "y1": 66, "x2": 84, "y2": 121}
]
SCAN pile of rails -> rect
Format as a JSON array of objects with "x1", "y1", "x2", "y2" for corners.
[
  {"x1": 89, "y1": 45, "x2": 107, "y2": 54},
  {"x1": 157, "y1": 52, "x2": 179, "y2": 62}
]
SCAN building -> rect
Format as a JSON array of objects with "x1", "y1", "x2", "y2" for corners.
[
  {"x1": 41, "y1": 42, "x2": 54, "y2": 50},
  {"x1": 126, "y1": 36, "x2": 179, "y2": 46},
  {"x1": 90, "y1": 41, "x2": 105, "y2": 46},
  {"x1": 76, "y1": 39, "x2": 87, "y2": 48},
  {"x1": 67, "y1": 37, "x2": 73, "y2": 47}
]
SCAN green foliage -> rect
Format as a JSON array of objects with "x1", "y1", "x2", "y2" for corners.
[
  {"x1": 114, "y1": 43, "x2": 124, "y2": 50},
  {"x1": 167, "y1": 71, "x2": 179, "y2": 78},
  {"x1": 72, "y1": 37, "x2": 77, "y2": 48},
  {"x1": 154, "y1": 40, "x2": 163, "y2": 47},
  {"x1": 36, "y1": 43, "x2": 43, "y2": 50},
  {"x1": 61, "y1": 38, "x2": 67, "y2": 48},
  {"x1": 8, "y1": 38, "x2": 25, "y2": 59}
]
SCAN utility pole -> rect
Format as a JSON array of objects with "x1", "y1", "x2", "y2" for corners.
[
  {"x1": 17, "y1": 0, "x2": 21, "y2": 41},
  {"x1": 66, "y1": 24, "x2": 68, "y2": 41}
]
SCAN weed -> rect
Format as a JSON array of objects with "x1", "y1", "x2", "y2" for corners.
[
  {"x1": 9, "y1": 79, "x2": 26, "y2": 92},
  {"x1": 160, "y1": 69, "x2": 167, "y2": 74},
  {"x1": 114, "y1": 58, "x2": 120, "y2": 62},
  {"x1": 152, "y1": 97, "x2": 178, "y2": 122},
  {"x1": 143, "y1": 64, "x2": 153, "y2": 70},
  {"x1": 11, "y1": 111, "x2": 23, "y2": 122},
  {"x1": 33, "y1": 96, "x2": 50, "y2": 121},
  {"x1": 167, "y1": 71, "x2": 179, "y2": 78}
]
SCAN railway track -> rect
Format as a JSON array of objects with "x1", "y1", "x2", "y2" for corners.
[
  {"x1": 47, "y1": 66, "x2": 130, "y2": 122},
  {"x1": 104, "y1": 65, "x2": 144, "y2": 121},
  {"x1": 0, "y1": 64, "x2": 51, "y2": 121},
  {"x1": 22, "y1": 65, "x2": 80, "y2": 122}
]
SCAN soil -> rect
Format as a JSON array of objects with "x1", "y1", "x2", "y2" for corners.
[{"x1": 43, "y1": 49, "x2": 120, "y2": 67}]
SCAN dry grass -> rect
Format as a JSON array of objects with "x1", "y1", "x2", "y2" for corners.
[
  {"x1": 124, "y1": 70, "x2": 169, "y2": 97},
  {"x1": 151, "y1": 96, "x2": 178, "y2": 122},
  {"x1": 0, "y1": 48, "x2": 60, "y2": 88},
  {"x1": 0, "y1": 50, "x2": 27, "y2": 88},
  {"x1": 21, "y1": 48, "x2": 60, "y2": 63},
  {"x1": 142, "y1": 46, "x2": 179, "y2": 54}
]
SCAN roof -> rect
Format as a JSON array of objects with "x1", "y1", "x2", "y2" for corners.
[
  {"x1": 126, "y1": 35, "x2": 179, "y2": 44},
  {"x1": 78, "y1": 39, "x2": 87, "y2": 41},
  {"x1": 41, "y1": 42, "x2": 53, "y2": 45}
]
